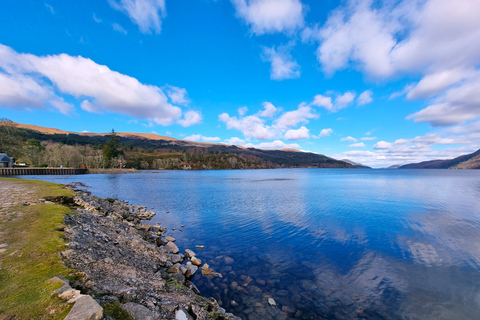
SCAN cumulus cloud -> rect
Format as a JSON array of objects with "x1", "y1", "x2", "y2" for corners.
[
  {"x1": 245, "y1": 140, "x2": 300, "y2": 149},
  {"x1": 284, "y1": 126, "x2": 309, "y2": 140},
  {"x1": 349, "y1": 142, "x2": 365, "y2": 148},
  {"x1": 165, "y1": 85, "x2": 189, "y2": 105},
  {"x1": 261, "y1": 44, "x2": 300, "y2": 80},
  {"x1": 308, "y1": 0, "x2": 480, "y2": 127},
  {"x1": 275, "y1": 105, "x2": 317, "y2": 129},
  {"x1": 225, "y1": 137, "x2": 246, "y2": 145},
  {"x1": 407, "y1": 73, "x2": 480, "y2": 126},
  {"x1": 258, "y1": 102, "x2": 277, "y2": 118},
  {"x1": 319, "y1": 128, "x2": 333, "y2": 137},
  {"x1": 238, "y1": 106, "x2": 248, "y2": 116},
  {"x1": 108, "y1": 0, "x2": 166, "y2": 34},
  {"x1": 219, "y1": 102, "x2": 317, "y2": 142},
  {"x1": 310, "y1": 91, "x2": 355, "y2": 112},
  {"x1": 219, "y1": 113, "x2": 275, "y2": 140},
  {"x1": 310, "y1": 94, "x2": 333, "y2": 110},
  {"x1": 357, "y1": 90, "x2": 373, "y2": 105},
  {"x1": 0, "y1": 43, "x2": 196, "y2": 126},
  {"x1": 185, "y1": 134, "x2": 220, "y2": 142},
  {"x1": 336, "y1": 128, "x2": 480, "y2": 168},
  {"x1": 231, "y1": 0, "x2": 305, "y2": 35},
  {"x1": 177, "y1": 110, "x2": 202, "y2": 127},
  {"x1": 341, "y1": 136, "x2": 357, "y2": 142},
  {"x1": 374, "y1": 141, "x2": 392, "y2": 149}
]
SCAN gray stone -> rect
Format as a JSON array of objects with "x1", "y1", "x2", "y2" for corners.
[
  {"x1": 64, "y1": 295, "x2": 103, "y2": 320},
  {"x1": 267, "y1": 298, "x2": 276, "y2": 306},
  {"x1": 165, "y1": 241, "x2": 179, "y2": 254},
  {"x1": 184, "y1": 249, "x2": 196, "y2": 258},
  {"x1": 120, "y1": 302, "x2": 157, "y2": 320}
]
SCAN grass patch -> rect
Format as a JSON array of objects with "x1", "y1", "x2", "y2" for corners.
[
  {"x1": 0, "y1": 178, "x2": 75, "y2": 319},
  {"x1": 103, "y1": 302, "x2": 134, "y2": 320}
]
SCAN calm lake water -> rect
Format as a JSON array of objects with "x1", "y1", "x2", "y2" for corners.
[{"x1": 18, "y1": 169, "x2": 480, "y2": 319}]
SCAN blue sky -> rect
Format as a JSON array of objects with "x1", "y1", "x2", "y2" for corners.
[{"x1": 1, "y1": 0, "x2": 480, "y2": 167}]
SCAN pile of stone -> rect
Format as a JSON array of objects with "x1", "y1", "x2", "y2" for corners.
[{"x1": 61, "y1": 190, "x2": 240, "y2": 320}]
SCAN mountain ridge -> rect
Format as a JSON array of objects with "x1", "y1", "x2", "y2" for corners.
[{"x1": 399, "y1": 149, "x2": 480, "y2": 169}]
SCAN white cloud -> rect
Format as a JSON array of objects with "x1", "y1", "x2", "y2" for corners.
[
  {"x1": 258, "y1": 102, "x2": 277, "y2": 118},
  {"x1": 310, "y1": 94, "x2": 333, "y2": 110},
  {"x1": 334, "y1": 91, "x2": 356, "y2": 110},
  {"x1": 165, "y1": 131, "x2": 172, "y2": 136},
  {"x1": 245, "y1": 140, "x2": 300, "y2": 150},
  {"x1": 185, "y1": 134, "x2": 220, "y2": 142},
  {"x1": 407, "y1": 73, "x2": 480, "y2": 126},
  {"x1": 164, "y1": 85, "x2": 189, "y2": 105},
  {"x1": 341, "y1": 136, "x2": 357, "y2": 142},
  {"x1": 361, "y1": 136, "x2": 377, "y2": 141},
  {"x1": 357, "y1": 90, "x2": 373, "y2": 105},
  {"x1": 284, "y1": 126, "x2": 309, "y2": 140},
  {"x1": 349, "y1": 142, "x2": 365, "y2": 148},
  {"x1": 238, "y1": 106, "x2": 248, "y2": 116},
  {"x1": 177, "y1": 110, "x2": 202, "y2": 127},
  {"x1": 201, "y1": 136, "x2": 221, "y2": 142},
  {"x1": 219, "y1": 113, "x2": 275, "y2": 140},
  {"x1": 310, "y1": 92, "x2": 355, "y2": 112},
  {"x1": 112, "y1": 23, "x2": 128, "y2": 35},
  {"x1": 407, "y1": 69, "x2": 472, "y2": 100},
  {"x1": 231, "y1": 0, "x2": 305, "y2": 35},
  {"x1": 275, "y1": 105, "x2": 317, "y2": 129},
  {"x1": 0, "y1": 43, "x2": 195, "y2": 125},
  {"x1": 373, "y1": 141, "x2": 392, "y2": 149},
  {"x1": 225, "y1": 137, "x2": 246, "y2": 145},
  {"x1": 319, "y1": 128, "x2": 333, "y2": 137},
  {"x1": 310, "y1": 0, "x2": 480, "y2": 127},
  {"x1": 108, "y1": 0, "x2": 166, "y2": 34},
  {"x1": 261, "y1": 44, "x2": 300, "y2": 80}
]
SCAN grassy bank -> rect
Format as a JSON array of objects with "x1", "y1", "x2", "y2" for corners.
[{"x1": 0, "y1": 178, "x2": 75, "y2": 319}]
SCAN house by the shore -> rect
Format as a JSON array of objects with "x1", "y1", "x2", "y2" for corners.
[{"x1": 0, "y1": 153, "x2": 13, "y2": 168}]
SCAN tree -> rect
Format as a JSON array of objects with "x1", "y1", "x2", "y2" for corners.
[
  {"x1": 23, "y1": 139, "x2": 45, "y2": 166},
  {"x1": 103, "y1": 129, "x2": 120, "y2": 167},
  {"x1": 0, "y1": 119, "x2": 23, "y2": 157}
]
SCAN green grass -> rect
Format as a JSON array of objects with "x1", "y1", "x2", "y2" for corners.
[{"x1": 0, "y1": 178, "x2": 75, "y2": 319}]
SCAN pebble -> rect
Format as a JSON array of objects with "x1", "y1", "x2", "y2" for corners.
[
  {"x1": 268, "y1": 298, "x2": 276, "y2": 306},
  {"x1": 165, "y1": 236, "x2": 176, "y2": 242},
  {"x1": 195, "y1": 245, "x2": 204, "y2": 249}
]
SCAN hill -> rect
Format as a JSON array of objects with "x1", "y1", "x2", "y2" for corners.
[
  {"x1": 399, "y1": 149, "x2": 480, "y2": 169},
  {"x1": 5, "y1": 121, "x2": 368, "y2": 170}
]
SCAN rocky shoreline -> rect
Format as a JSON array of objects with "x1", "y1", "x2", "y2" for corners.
[{"x1": 59, "y1": 186, "x2": 241, "y2": 320}]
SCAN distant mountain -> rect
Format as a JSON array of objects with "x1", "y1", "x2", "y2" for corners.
[
  {"x1": 399, "y1": 149, "x2": 480, "y2": 169},
  {"x1": 341, "y1": 159, "x2": 371, "y2": 169},
  {"x1": 11, "y1": 122, "x2": 370, "y2": 169},
  {"x1": 387, "y1": 165, "x2": 402, "y2": 169}
]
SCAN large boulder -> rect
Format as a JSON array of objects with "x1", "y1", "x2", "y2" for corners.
[{"x1": 64, "y1": 295, "x2": 103, "y2": 320}]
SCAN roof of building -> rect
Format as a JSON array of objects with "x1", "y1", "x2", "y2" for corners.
[{"x1": 0, "y1": 153, "x2": 12, "y2": 162}]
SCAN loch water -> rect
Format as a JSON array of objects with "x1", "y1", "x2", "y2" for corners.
[{"x1": 20, "y1": 169, "x2": 480, "y2": 319}]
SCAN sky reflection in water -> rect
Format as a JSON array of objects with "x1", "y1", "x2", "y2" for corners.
[{"x1": 20, "y1": 169, "x2": 480, "y2": 319}]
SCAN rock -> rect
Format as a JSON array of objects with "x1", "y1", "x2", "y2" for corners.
[
  {"x1": 277, "y1": 289, "x2": 288, "y2": 296},
  {"x1": 165, "y1": 236, "x2": 176, "y2": 242},
  {"x1": 184, "y1": 249, "x2": 196, "y2": 259},
  {"x1": 64, "y1": 295, "x2": 103, "y2": 320},
  {"x1": 224, "y1": 256, "x2": 234, "y2": 264},
  {"x1": 268, "y1": 298, "x2": 276, "y2": 307},
  {"x1": 231, "y1": 300, "x2": 239, "y2": 307},
  {"x1": 165, "y1": 241, "x2": 179, "y2": 254},
  {"x1": 230, "y1": 282, "x2": 238, "y2": 290},
  {"x1": 282, "y1": 306, "x2": 295, "y2": 314},
  {"x1": 236, "y1": 286, "x2": 248, "y2": 294},
  {"x1": 120, "y1": 302, "x2": 157, "y2": 320},
  {"x1": 300, "y1": 280, "x2": 317, "y2": 291},
  {"x1": 255, "y1": 279, "x2": 266, "y2": 286},
  {"x1": 169, "y1": 253, "x2": 184, "y2": 264},
  {"x1": 195, "y1": 245, "x2": 204, "y2": 249},
  {"x1": 242, "y1": 276, "x2": 252, "y2": 287},
  {"x1": 201, "y1": 264, "x2": 212, "y2": 276},
  {"x1": 175, "y1": 307, "x2": 193, "y2": 320},
  {"x1": 58, "y1": 288, "x2": 81, "y2": 301},
  {"x1": 167, "y1": 266, "x2": 180, "y2": 274},
  {"x1": 192, "y1": 257, "x2": 202, "y2": 266},
  {"x1": 185, "y1": 264, "x2": 198, "y2": 278}
]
